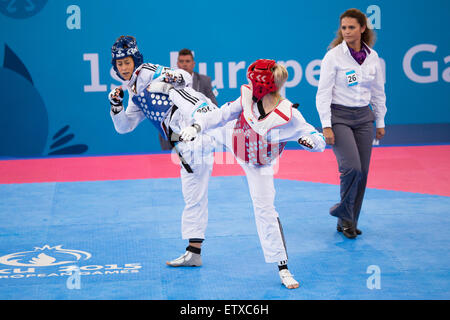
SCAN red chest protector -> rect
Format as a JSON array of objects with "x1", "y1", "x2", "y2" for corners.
[{"x1": 231, "y1": 85, "x2": 292, "y2": 166}]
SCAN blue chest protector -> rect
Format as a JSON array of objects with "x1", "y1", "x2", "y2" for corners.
[{"x1": 132, "y1": 90, "x2": 174, "y2": 140}]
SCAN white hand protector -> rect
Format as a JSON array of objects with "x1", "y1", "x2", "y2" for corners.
[
  {"x1": 298, "y1": 132, "x2": 326, "y2": 152},
  {"x1": 146, "y1": 81, "x2": 173, "y2": 94},
  {"x1": 179, "y1": 124, "x2": 201, "y2": 142},
  {"x1": 298, "y1": 135, "x2": 315, "y2": 149},
  {"x1": 108, "y1": 87, "x2": 124, "y2": 114}
]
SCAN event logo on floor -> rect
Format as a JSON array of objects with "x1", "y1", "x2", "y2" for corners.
[{"x1": 0, "y1": 245, "x2": 142, "y2": 279}]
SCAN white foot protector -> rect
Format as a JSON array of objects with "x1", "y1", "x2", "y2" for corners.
[
  {"x1": 166, "y1": 251, "x2": 202, "y2": 267},
  {"x1": 279, "y1": 269, "x2": 299, "y2": 289}
]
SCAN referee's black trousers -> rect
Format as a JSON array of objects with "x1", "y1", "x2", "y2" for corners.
[{"x1": 328, "y1": 104, "x2": 375, "y2": 226}]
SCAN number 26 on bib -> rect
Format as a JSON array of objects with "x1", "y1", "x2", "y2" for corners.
[{"x1": 346, "y1": 70, "x2": 358, "y2": 87}]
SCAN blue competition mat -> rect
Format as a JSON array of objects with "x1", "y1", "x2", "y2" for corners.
[{"x1": 0, "y1": 177, "x2": 449, "y2": 300}]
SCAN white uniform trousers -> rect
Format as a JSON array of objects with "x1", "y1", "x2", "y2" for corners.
[
  {"x1": 209, "y1": 124, "x2": 288, "y2": 263},
  {"x1": 177, "y1": 136, "x2": 214, "y2": 240},
  {"x1": 240, "y1": 162, "x2": 288, "y2": 263}
]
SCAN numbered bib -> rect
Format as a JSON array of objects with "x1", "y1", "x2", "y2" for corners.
[{"x1": 346, "y1": 70, "x2": 358, "y2": 87}]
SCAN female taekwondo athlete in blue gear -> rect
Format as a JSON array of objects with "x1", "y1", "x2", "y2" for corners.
[{"x1": 108, "y1": 35, "x2": 219, "y2": 269}]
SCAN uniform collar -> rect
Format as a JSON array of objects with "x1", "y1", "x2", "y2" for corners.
[{"x1": 342, "y1": 40, "x2": 371, "y2": 55}]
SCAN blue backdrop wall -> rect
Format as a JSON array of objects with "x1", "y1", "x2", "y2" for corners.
[{"x1": 1, "y1": 0, "x2": 449, "y2": 158}]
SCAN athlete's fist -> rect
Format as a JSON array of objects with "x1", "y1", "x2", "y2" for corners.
[
  {"x1": 298, "y1": 135, "x2": 315, "y2": 149},
  {"x1": 109, "y1": 87, "x2": 124, "y2": 105},
  {"x1": 109, "y1": 87, "x2": 124, "y2": 114},
  {"x1": 163, "y1": 70, "x2": 184, "y2": 84},
  {"x1": 180, "y1": 124, "x2": 201, "y2": 142}
]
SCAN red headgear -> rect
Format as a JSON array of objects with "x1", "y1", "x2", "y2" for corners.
[{"x1": 247, "y1": 59, "x2": 277, "y2": 101}]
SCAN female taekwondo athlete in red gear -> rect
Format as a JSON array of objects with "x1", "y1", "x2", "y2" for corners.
[{"x1": 179, "y1": 59, "x2": 326, "y2": 289}]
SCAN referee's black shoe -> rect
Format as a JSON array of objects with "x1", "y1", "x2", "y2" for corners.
[{"x1": 337, "y1": 219, "x2": 358, "y2": 239}]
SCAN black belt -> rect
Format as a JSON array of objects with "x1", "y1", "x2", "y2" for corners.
[{"x1": 165, "y1": 105, "x2": 194, "y2": 174}]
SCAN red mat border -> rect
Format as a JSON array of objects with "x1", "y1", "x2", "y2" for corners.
[{"x1": 1, "y1": 146, "x2": 449, "y2": 197}]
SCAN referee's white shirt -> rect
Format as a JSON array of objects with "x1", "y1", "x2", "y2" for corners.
[{"x1": 316, "y1": 41, "x2": 387, "y2": 129}]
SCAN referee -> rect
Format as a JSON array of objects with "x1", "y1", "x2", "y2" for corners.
[{"x1": 316, "y1": 8, "x2": 387, "y2": 238}]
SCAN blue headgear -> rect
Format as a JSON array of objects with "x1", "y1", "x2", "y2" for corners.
[{"x1": 111, "y1": 36, "x2": 144, "y2": 80}]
